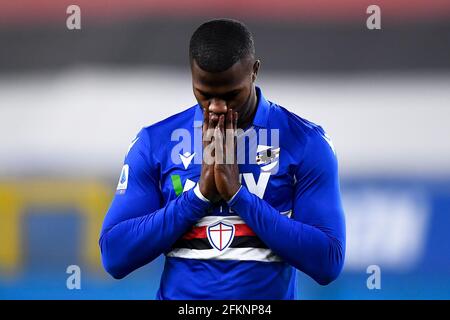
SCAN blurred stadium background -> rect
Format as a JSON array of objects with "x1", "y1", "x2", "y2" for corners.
[{"x1": 1, "y1": 0, "x2": 450, "y2": 299}]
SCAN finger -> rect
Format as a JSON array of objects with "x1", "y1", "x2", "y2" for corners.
[
  {"x1": 202, "y1": 109, "x2": 209, "y2": 134},
  {"x1": 204, "y1": 107, "x2": 209, "y2": 124},
  {"x1": 203, "y1": 113, "x2": 216, "y2": 162},
  {"x1": 205, "y1": 112, "x2": 215, "y2": 142},
  {"x1": 227, "y1": 111, "x2": 236, "y2": 165},
  {"x1": 209, "y1": 112, "x2": 215, "y2": 130},
  {"x1": 234, "y1": 112, "x2": 238, "y2": 162},
  {"x1": 227, "y1": 110, "x2": 232, "y2": 140},
  {"x1": 218, "y1": 113, "x2": 225, "y2": 133},
  {"x1": 215, "y1": 116, "x2": 224, "y2": 164},
  {"x1": 218, "y1": 114, "x2": 225, "y2": 151},
  {"x1": 211, "y1": 133, "x2": 215, "y2": 158},
  {"x1": 226, "y1": 108, "x2": 233, "y2": 130},
  {"x1": 202, "y1": 108, "x2": 209, "y2": 133},
  {"x1": 234, "y1": 112, "x2": 239, "y2": 142}
]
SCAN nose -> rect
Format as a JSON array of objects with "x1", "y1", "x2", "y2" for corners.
[{"x1": 208, "y1": 98, "x2": 227, "y2": 115}]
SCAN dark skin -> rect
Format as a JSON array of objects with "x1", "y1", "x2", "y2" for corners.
[{"x1": 191, "y1": 57, "x2": 261, "y2": 202}]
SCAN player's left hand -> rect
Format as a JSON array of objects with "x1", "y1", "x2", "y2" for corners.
[{"x1": 214, "y1": 109, "x2": 241, "y2": 201}]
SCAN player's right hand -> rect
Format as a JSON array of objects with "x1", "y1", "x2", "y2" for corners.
[{"x1": 199, "y1": 108, "x2": 221, "y2": 202}]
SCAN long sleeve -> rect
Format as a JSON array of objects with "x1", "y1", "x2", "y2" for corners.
[
  {"x1": 99, "y1": 128, "x2": 210, "y2": 279},
  {"x1": 228, "y1": 129, "x2": 346, "y2": 285}
]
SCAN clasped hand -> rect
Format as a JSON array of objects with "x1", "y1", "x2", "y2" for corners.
[{"x1": 198, "y1": 108, "x2": 241, "y2": 202}]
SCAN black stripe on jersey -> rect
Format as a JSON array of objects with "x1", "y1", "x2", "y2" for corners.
[
  {"x1": 172, "y1": 236, "x2": 268, "y2": 250},
  {"x1": 230, "y1": 236, "x2": 269, "y2": 249},
  {"x1": 173, "y1": 238, "x2": 212, "y2": 250}
]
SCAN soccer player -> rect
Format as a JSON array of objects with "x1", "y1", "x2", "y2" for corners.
[{"x1": 99, "y1": 19, "x2": 346, "y2": 299}]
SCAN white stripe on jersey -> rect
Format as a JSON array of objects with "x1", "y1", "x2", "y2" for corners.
[{"x1": 166, "y1": 247, "x2": 282, "y2": 262}]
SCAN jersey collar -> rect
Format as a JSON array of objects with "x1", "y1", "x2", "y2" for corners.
[{"x1": 193, "y1": 86, "x2": 270, "y2": 128}]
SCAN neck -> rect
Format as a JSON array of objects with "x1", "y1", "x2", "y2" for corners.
[{"x1": 238, "y1": 85, "x2": 258, "y2": 130}]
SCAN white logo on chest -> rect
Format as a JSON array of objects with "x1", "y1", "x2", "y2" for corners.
[{"x1": 207, "y1": 221, "x2": 235, "y2": 251}]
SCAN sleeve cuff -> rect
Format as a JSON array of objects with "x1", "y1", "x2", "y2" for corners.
[
  {"x1": 226, "y1": 186, "x2": 258, "y2": 220},
  {"x1": 227, "y1": 185, "x2": 243, "y2": 204},
  {"x1": 194, "y1": 183, "x2": 210, "y2": 203},
  {"x1": 185, "y1": 187, "x2": 211, "y2": 216}
]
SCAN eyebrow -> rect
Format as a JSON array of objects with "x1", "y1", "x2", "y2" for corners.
[{"x1": 197, "y1": 89, "x2": 240, "y2": 98}]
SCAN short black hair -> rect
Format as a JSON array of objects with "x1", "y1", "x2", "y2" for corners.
[{"x1": 189, "y1": 18, "x2": 255, "y2": 73}]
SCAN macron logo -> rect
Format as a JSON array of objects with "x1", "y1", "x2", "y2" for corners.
[{"x1": 179, "y1": 151, "x2": 196, "y2": 169}]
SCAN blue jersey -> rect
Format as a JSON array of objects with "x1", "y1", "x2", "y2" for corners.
[{"x1": 99, "y1": 86, "x2": 346, "y2": 299}]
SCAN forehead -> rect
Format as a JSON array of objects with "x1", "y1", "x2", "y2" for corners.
[{"x1": 191, "y1": 59, "x2": 251, "y2": 91}]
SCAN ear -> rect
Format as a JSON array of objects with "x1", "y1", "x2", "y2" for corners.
[{"x1": 252, "y1": 60, "x2": 261, "y2": 82}]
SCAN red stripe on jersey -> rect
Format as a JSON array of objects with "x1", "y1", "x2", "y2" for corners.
[
  {"x1": 182, "y1": 223, "x2": 256, "y2": 240},
  {"x1": 183, "y1": 226, "x2": 207, "y2": 240},
  {"x1": 234, "y1": 224, "x2": 256, "y2": 237}
]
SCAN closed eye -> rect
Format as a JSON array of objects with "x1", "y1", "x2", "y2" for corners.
[
  {"x1": 222, "y1": 91, "x2": 239, "y2": 100},
  {"x1": 197, "y1": 89, "x2": 240, "y2": 101},
  {"x1": 197, "y1": 90, "x2": 212, "y2": 100}
]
